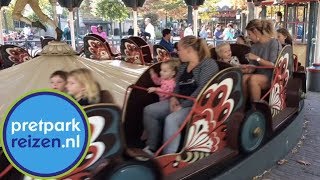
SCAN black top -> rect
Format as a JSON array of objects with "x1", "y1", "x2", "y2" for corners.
[
  {"x1": 174, "y1": 58, "x2": 219, "y2": 108},
  {"x1": 178, "y1": 69, "x2": 198, "y2": 97},
  {"x1": 77, "y1": 98, "x2": 90, "y2": 106}
]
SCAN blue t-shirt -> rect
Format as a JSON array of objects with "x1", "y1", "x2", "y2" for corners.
[{"x1": 159, "y1": 38, "x2": 174, "y2": 52}]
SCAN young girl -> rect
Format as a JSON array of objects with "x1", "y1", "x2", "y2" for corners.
[
  {"x1": 50, "y1": 70, "x2": 68, "y2": 92},
  {"x1": 215, "y1": 42, "x2": 240, "y2": 66},
  {"x1": 66, "y1": 68, "x2": 101, "y2": 106},
  {"x1": 148, "y1": 60, "x2": 179, "y2": 101},
  {"x1": 277, "y1": 28, "x2": 293, "y2": 47}
]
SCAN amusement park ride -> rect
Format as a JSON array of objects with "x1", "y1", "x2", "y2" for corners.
[{"x1": 0, "y1": 0, "x2": 312, "y2": 180}]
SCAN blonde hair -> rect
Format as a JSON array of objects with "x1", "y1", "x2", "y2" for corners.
[
  {"x1": 162, "y1": 60, "x2": 180, "y2": 75},
  {"x1": 179, "y1": 35, "x2": 211, "y2": 61},
  {"x1": 245, "y1": 19, "x2": 274, "y2": 37},
  {"x1": 68, "y1": 68, "x2": 100, "y2": 104},
  {"x1": 215, "y1": 42, "x2": 230, "y2": 58}
]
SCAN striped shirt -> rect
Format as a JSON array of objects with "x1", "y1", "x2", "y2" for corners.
[{"x1": 174, "y1": 58, "x2": 219, "y2": 107}]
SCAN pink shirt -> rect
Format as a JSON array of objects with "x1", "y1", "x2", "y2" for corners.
[
  {"x1": 91, "y1": 26, "x2": 107, "y2": 39},
  {"x1": 151, "y1": 74, "x2": 176, "y2": 101}
]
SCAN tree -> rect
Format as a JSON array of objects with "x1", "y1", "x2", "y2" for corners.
[
  {"x1": 91, "y1": 0, "x2": 129, "y2": 21},
  {"x1": 140, "y1": 0, "x2": 187, "y2": 19},
  {"x1": 143, "y1": 13, "x2": 159, "y2": 27},
  {"x1": 198, "y1": 0, "x2": 219, "y2": 20}
]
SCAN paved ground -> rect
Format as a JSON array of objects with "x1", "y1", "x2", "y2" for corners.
[{"x1": 256, "y1": 92, "x2": 320, "y2": 180}]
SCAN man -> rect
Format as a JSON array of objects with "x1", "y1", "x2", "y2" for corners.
[
  {"x1": 214, "y1": 24, "x2": 223, "y2": 45},
  {"x1": 63, "y1": 20, "x2": 71, "y2": 44},
  {"x1": 144, "y1": 18, "x2": 155, "y2": 41},
  {"x1": 159, "y1": 29, "x2": 174, "y2": 53},
  {"x1": 274, "y1": 11, "x2": 284, "y2": 30},
  {"x1": 128, "y1": 26, "x2": 134, "y2": 36},
  {"x1": 12, "y1": 0, "x2": 63, "y2": 40},
  {"x1": 184, "y1": 24, "x2": 193, "y2": 37}
]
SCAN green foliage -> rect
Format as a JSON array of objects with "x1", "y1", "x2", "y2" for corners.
[
  {"x1": 199, "y1": 0, "x2": 219, "y2": 20},
  {"x1": 91, "y1": 0, "x2": 129, "y2": 21},
  {"x1": 4, "y1": 2, "x2": 16, "y2": 30},
  {"x1": 141, "y1": 0, "x2": 186, "y2": 19},
  {"x1": 26, "y1": 0, "x2": 54, "y2": 22}
]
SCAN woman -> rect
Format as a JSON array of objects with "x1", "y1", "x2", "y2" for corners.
[
  {"x1": 91, "y1": 25, "x2": 107, "y2": 39},
  {"x1": 243, "y1": 19, "x2": 282, "y2": 102},
  {"x1": 143, "y1": 36, "x2": 219, "y2": 155},
  {"x1": 277, "y1": 28, "x2": 293, "y2": 47}
]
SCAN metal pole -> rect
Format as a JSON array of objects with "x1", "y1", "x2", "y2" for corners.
[
  {"x1": 76, "y1": 8, "x2": 80, "y2": 39},
  {"x1": 314, "y1": 3, "x2": 320, "y2": 64},
  {"x1": 247, "y1": 1, "x2": 255, "y2": 24},
  {"x1": 0, "y1": 8, "x2": 4, "y2": 44},
  {"x1": 119, "y1": 21, "x2": 122, "y2": 39},
  {"x1": 187, "y1": 6, "x2": 192, "y2": 25},
  {"x1": 4, "y1": 10, "x2": 8, "y2": 33},
  {"x1": 58, "y1": 15, "x2": 61, "y2": 29},
  {"x1": 133, "y1": 10, "x2": 138, "y2": 36},
  {"x1": 52, "y1": 2, "x2": 58, "y2": 26},
  {"x1": 69, "y1": 10, "x2": 76, "y2": 50}
]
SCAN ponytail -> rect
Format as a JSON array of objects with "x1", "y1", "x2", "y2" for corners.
[
  {"x1": 197, "y1": 38, "x2": 211, "y2": 61},
  {"x1": 262, "y1": 20, "x2": 274, "y2": 37}
]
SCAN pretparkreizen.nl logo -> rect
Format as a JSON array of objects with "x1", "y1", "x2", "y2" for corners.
[{"x1": 0, "y1": 90, "x2": 90, "y2": 178}]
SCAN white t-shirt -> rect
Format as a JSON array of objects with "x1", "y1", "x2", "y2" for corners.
[
  {"x1": 184, "y1": 27, "x2": 194, "y2": 36},
  {"x1": 145, "y1": 23, "x2": 155, "y2": 40}
]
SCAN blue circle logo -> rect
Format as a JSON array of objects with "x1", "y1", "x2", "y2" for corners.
[{"x1": 1, "y1": 90, "x2": 90, "y2": 178}]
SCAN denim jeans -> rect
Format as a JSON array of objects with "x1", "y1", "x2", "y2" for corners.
[{"x1": 143, "y1": 100, "x2": 191, "y2": 154}]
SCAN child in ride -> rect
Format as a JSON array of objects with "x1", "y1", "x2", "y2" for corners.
[
  {"x1": 148, "y1": 60, "x2": 179, "y2": 100},
  {"x1": 215, "y1": 42, "x2": 240, "y2": 66},
  {"x1": 141, "y1": 61, "x2": 179, "y2": 144},
  {"x1": 50, "y1": 70, "x2": 68, "y2": 92},
  {"x1": 66, "y1": 68, "x2": 101, "y2": 106}
]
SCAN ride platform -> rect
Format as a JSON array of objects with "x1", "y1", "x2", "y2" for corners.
[
  {"x1": 262, "y1": 92, "x2": 320, "y2": 180},
  {"x1": 209, "y1": 92, "x2": 319, "y2": 180}
]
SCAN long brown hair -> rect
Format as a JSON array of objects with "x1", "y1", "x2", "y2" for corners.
[
  {"x1": 277, "y1": 28, "x2": 293, "y2": 45},
  {"x1": 245, "y1": 19, "x2": 274, "y2": 37},
  {"x1": 179, "y1": 35, "x2": 211, "y2": 61}
]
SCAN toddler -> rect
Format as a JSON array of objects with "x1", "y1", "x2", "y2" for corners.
[
  {"x1": 50, "y1": 70, "x2": 68, "y2": 92},
  {"x1": 148, "y1": 60, "x2": 179, "y2": 101},
  {"x1": 215, "y1": 42, "x2": 240, "y2": 66},
  {"x1": 66, "y1": 68, "x2": 101, "y2": 106}
]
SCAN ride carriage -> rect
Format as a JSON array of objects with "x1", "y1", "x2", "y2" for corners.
[
  {"x1": 83, "y1": 33, "x2": 121, "y2": 60},
  {"x1": 153, "y1": 44, "x2": 171, "y2": 62},
  {"x1": 0, "y1": 44, "x2": 306, "y2": 179},
  {"x1": 120, "y1": 36, "x2": 153, "y2": 65},
  {"x1": 0, "y1": 44, "x2": 32, "y2": 70}
]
